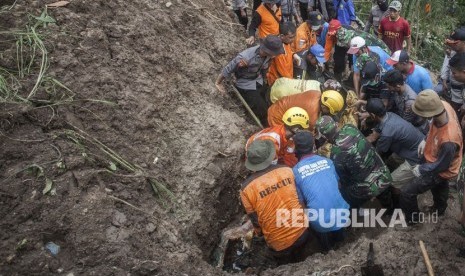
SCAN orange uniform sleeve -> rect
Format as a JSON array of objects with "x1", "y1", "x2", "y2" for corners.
[{"x1": 324, "y1": 35, "x2": 335, "y2": 61}]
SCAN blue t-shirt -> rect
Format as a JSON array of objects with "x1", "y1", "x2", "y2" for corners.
[
  {"x1": 406, "y1": 63, "x2": 433, "y2": 94},
  {"x1": 353, "y1": 46, "x2": 392, "y2": 73},
  {"x1": 317, "y1": 22, "x2": 329, "y2": 48},
  {"x1": 293, "y1": 154, "x2": 350, "y2": 232}
]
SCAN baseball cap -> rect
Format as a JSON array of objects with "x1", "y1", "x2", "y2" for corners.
[
  {"x1": 310, "y1": 44, "x2": 326, "y2": 64},
  {"x1": 293, "y1": 131, "x2": 314, "y2": 156},
  {"x1": 260, "y1": 35, "x2": 285, "y2": 56},
  {"x1": 245, "y1": 140, "x2": 276, "y2": 171},
  {"x1": 361, "y1": 61, "x2": 380, "y2": 86},
  {"x1": 446, "y1": 27, "x2": 465, "y2": 44},
  {"x1": 388, "y1": 0, "x2": 402, "y2": 11},
  {"x1": 347, "y1": 36, "x2": 366, "y2": 54},
  {"x1": 386, "y1": 50, "x2": 409, "y2": 65},
  {"x1": 307, "y1": 11, "x2": 324, "y2": 30},
  {"x1": 327, "y1": 19, "x2": 341, "y2": 36}
]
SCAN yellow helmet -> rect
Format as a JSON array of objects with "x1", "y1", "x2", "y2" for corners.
[
  {"x1": 282, "y1": 107, "x2": 310, "y2": 129},
  {"x1": 321, "y1": 90, "x2": 344, "y2": 115}
]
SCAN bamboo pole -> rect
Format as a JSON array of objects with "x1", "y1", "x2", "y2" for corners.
[
  {"x1": 231, "y1": 86, "x2": 264, "y2": 129},
  {"x1": 419, "y1": 240, "x2": 435, "y2": 276}
]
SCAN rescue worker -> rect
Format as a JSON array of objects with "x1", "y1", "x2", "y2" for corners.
[
  {"x1": 324, "y1": 19, "x2": 389, "y2": 81},
  {"x1": 292, "y1": 11, "x2": 323, "y2": 53},
  {"x1": 293, "y1": 131, "x2": 349, "y2": 251},
  {"x1": 241, "y1": 140, "x2": 309, "y2": 263},
  {"x1": 386, "y1": 50, "x2": 433, "y2": 94},
  {"x1": 316, "y1": 79, "x2": 359, "y2": 158},
  {"x1": 315, "y1": 115, "x2": 392, "y2": 208},
  {"x1": 247, "y1": 107, "x2": 310, "y2": 167},
  {"x1": 364, "y1": 98, "x2": 425, "y2": 207},
  {"x1": 347, "y1": 36, "x2": 391, "y2": 96},
  {"x1": 267, "y1": 89, "x2": 345, "y2": 130},
  {"x1": 449, "y1": 51, "x2": 465, "y2": 123},
  {"x1": 382, "y1": 69, "x2": 428, "y2": 134},
  {"x1": 215, "y1": 35, "x2": 285, "y2": 126},
  {"x1": 364, "y1": 0, "x2": 389, "y2": 36},
  {"x1": 442, "y1": 27, "x2": 465, "y2": 116},
  {"x1": 267, "y1": 22, "x2": 302, "y2": 86},
  {"x1": 247, "y1": 0, "x2": 282, "y2": 45},
  {"x1": 401, "y1": 90, "x2": 463, "y2": 224}
]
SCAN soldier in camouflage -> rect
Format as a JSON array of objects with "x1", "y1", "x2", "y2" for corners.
[
  {"x1": 336, "y1": 26, "x2": 390, "y2": 53},
  {"x1": 316, "y1": 115, "x2": 392, "y2": 208}
]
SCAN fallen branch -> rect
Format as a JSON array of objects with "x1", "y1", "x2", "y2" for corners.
[
  {"x1": 185, "y1": 0, "x2": 243, "y2": 27},
  {"x1": 108, "y1": 195, "x2": 154, "y2": 217}
]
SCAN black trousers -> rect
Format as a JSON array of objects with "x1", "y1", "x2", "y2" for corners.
[
  {"x1": 235, "y1": 84, "x2": 269, "y2": 127},
  {"x1": 400, "y1": 173, "x2": 449, "y2": 223},
  {"x1": 333, "y1": 45, "x2": 353, "y2": 76},
  {"x1": 269, "y1": 229, "x2": 310, "y2": 264},
  {"x1": 315, "y1": 228, "x2": 345, "y2": 252},
  {"x1": 340, "y1": 185, "x2": 392, "y2": 209},
  {"x1": 234, "y1": 9, "x2": 248, "y2": 30},
  {"x1": 299, "y1": 2, "x2": 308, "y2": 21}
]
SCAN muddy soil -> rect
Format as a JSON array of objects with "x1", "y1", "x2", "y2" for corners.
[{"x1": 0, "y1": 0, "x2": 465, "y2": 275}]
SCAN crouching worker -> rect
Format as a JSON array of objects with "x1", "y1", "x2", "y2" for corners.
[
  {"x1": 241, "y1": 140, "x2": 309, "y2": 263},
  {"x1": 315, "y1": 116, "x2": 392, "y2": 208},
  {"x1": 401, "y1": 90, "x2": 463, "y2": 224},
  {"x1": 293, "y1": 131, "x2": 349, "y2": 251},
  {"x1": 247, "y1": 107, "x2": 310, "y2": 167}
]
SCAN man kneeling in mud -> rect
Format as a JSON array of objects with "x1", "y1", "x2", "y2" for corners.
[{"x1": 239, "y1": 140, "x2": 310, "y2": 264}]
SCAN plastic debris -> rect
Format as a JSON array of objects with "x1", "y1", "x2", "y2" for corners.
[{"x1": 45, "y1": 242, "x2": 60, "y2": 256}]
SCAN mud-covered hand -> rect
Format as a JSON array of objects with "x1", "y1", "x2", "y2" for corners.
[
  {"x1": 417, "y1": 140, "x2": 426, "y2": 157},
  {"x1": 215, "y1": 74, "x2": 227, "y2": 95},
  {"x1": 246, "y1": 36, "x2": 255, "y2": 46},
  {"x1": 412, "y1": 165, "x2": 421, "y2": 177}
]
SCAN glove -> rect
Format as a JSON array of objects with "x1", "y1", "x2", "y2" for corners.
[
  {"x1": 412, "y1": 165, "x2": 421, "y2": 178},
  {"x1": 417, "y1": 140, "x2": 426, "y2": 157},
  {"x1": 293, "y1": 54, "x2": 302, "y2": 67}
]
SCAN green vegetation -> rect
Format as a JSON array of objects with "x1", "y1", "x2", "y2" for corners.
[{"x1": 355, "y1": 0, "x2": 465, "y2": 71}]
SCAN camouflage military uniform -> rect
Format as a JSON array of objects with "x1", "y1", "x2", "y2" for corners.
[
  {"x1": 316, "y1": 117, "x2": 391, "y2": 206},
  {"x1": 336, "y1": 26, "x2": 390, "y2": 53},
  {"x1": 355, "y1": 52, "x2": 382, "y2": 75}
]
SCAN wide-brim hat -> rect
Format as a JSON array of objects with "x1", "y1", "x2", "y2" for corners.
[
  {"x1": 411, "y1": 89, "x2": 444, "y2": 117},
  {"x1": 261, "y1": 35, "x2": 285, "y2": 56},
  {"x1": 245, "y1": 140, "x2": 276, "y2": 171}
]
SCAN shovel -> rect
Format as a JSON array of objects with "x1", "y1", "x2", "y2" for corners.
[{"x1": 361, "y1": 242, "x2": 384, "y2": 276}]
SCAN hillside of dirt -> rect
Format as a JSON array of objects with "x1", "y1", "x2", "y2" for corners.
[{"x1": 1, "y1": 1, "x2": 465, "y2": 275}]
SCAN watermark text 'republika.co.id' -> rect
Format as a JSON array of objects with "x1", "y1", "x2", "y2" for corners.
[{"x1": 275, "y1": 208, "x2": 438, "y2": 228}]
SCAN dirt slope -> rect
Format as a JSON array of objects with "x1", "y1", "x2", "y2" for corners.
[{"x1": 1, "y1": 0, "x2": 254, "y2": 274}]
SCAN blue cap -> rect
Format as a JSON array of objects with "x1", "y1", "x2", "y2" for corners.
[{"x1": 310, "y1": 44, "x2": 326, "y2": 64}]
